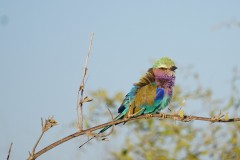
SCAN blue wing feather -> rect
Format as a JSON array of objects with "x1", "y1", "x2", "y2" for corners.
[
  {"x1": 118, "y1": 85, "x2": 138, "y2": 114},
  {"x1": 99, "y1": 85, "x2": 138, "y2": 133}
]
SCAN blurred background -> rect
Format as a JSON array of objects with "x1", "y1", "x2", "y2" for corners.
[{"x1": 0, "y1": 1, "x2": 240, "y2": 159}]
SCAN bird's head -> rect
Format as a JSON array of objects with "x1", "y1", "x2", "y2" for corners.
[{"x1": 152, "y1": 57, "x2": 177, "y2": 81}]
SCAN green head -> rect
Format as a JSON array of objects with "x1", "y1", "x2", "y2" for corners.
[{"x1": 153, "y1": 57, "x2": 177, "y2": 71}]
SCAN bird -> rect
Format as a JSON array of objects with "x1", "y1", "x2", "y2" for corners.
[{"x1": 79, "y1": 57, "x2": 177, "y2": 148}]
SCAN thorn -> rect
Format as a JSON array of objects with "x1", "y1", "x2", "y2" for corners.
[
  {"x1": 79, "y1": 85, "x2": 84, "y2": 91},
  {"x1": 83, "y1": 96, "x2": 93, "y2": 103},
  {"x1": 41, "y1": 118, "x2": 43, "y2": 127},
  {"x1": 211, "y1": 110, "x2": 224, "y2": 122}
]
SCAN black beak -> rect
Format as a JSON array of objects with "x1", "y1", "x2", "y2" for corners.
[{"x1": 171, "y1": 66, "x2": 177, "y2": 71}]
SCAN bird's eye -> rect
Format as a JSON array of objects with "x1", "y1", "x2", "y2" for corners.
[
  {"x1": 159, "y1": 67, "x2": 167, "y2": 70},
  {"x1": 170, "y1": 66, "x2": 177, "y2": 71}
]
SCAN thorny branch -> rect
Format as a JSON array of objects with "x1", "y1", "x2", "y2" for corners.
[
  {"x1": 77, "y1": 32, "x2": 94, "y2": 131},
  {"x1": 26, "y1": 35, "x2": 240, "y2": 160},
  {"x1": 27, "y1": 112, "x2": 240, "y2": 160}
]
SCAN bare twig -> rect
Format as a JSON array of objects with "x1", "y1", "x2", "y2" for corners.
[
  {"x1": 31, "y1": 131, "x2": 45, "y2": 156},
  {"x1": 77, "y1": 32, "x2": 94, "y2": 131},
  {"x1": 6, "y1": 142, "x2": 13, "y2": 160},
  {"x1": 28, "y1": 113, "x2": 240, "y2": 159},
  {"x1": 28, "y1": 117, "x2": 57, "y2": 160}
]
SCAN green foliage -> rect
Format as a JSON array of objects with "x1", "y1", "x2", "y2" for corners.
[
  {"x1": 86, "y1": 69, "x2": 240, "y2": 160},
  {"x1": 90, "y1": 89, "x2": 124, "y2": 107}
]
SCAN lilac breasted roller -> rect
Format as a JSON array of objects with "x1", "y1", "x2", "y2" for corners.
[{"x1": 79, "y1": 57, "x2": 177, "y2": 148}]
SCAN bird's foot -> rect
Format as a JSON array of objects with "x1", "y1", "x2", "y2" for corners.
[
  {"x1": 126, "y1": 113, "x2": 136, "y2": 119},
  {"x1": 145, "y1": 114, "x2": 153, "y2": 119},
  {"x1": 123, "y1": 116, "x2": 131, "y2": 122},
  {"x1": 125, "y1": 111, "x2": 134, "y2": 119},
  {"x1": 158, "y1": 112, "x2": 167, "y2": 120},
  {"x1": 127, "y1": 108, "x2": 145, "y2": 118},
  {"x1": 124, "y1": 112, "x2": 137, "y2": 122}
]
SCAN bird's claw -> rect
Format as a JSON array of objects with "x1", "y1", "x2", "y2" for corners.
[
  {"x1": 126, "y1": 111, "x2": 135, "y2": 119},
  {"x1": 158, "y1": 112, "x2": 167, "y2": 120},
  {"x1": 145, "y1": 114, "x2": 153, "y2": 119}
]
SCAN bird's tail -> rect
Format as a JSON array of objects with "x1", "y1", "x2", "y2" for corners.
[
  {"x1": 79, "y1": 113, "x2": 123, "y2": 148},
  {"x1": 79, "y1": 136, "x2": 95, "y2": 148},
  {"x1": 98, "y1": 113, "x2": 123, "y2": 133}
]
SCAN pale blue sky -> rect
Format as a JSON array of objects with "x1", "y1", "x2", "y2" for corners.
[{"x1": 1, "y1": 0, "x2": 240, "y2": 159}]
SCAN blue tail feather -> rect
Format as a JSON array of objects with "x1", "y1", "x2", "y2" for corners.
[
  {"x1": 98, "y1": 112, "x2": 124, "y2": 134},
  {"x1": 99, "y1": 86, "x2": 137, "y2": 134}
]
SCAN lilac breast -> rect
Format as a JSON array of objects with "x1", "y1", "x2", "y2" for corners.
[{"x1": 153, "y1": 69, "x2": 175, "y2": 96}]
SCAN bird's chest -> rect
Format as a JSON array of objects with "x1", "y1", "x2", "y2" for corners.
[{"x1": 155, "y1": 79, "x2": 168, "y2": 88}]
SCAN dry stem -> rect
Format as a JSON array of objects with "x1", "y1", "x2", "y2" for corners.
[
  {"x1": 77, "y1": 32, "x2": 94, "y2": 131},
  {"x1": 6, "y1": 142, "x2": 13, "y2": 160},
  {"x1": 28, "y1": 117, "x2": 57, "y2": 160},
  {"x1": 31, "y1": 131, "x2": 44, "y2": 156},
  {"x1": 28, "y1": 113, "x2": 240, "y2": 160}
]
